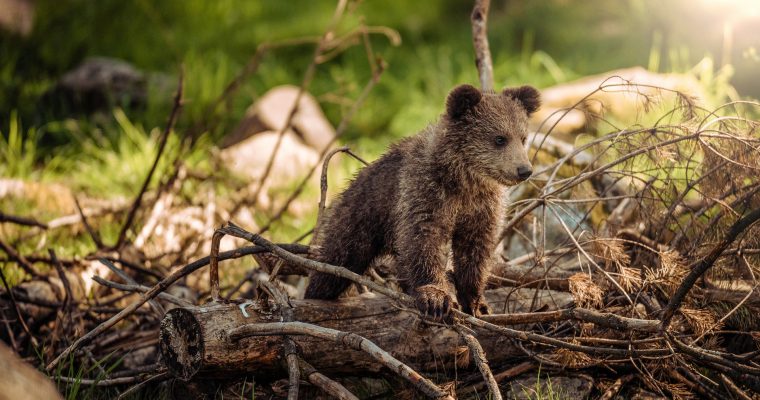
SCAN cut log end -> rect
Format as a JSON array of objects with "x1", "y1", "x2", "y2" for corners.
[{"x1": 160, "y1": 308, "x2": 204, "y2": 380}]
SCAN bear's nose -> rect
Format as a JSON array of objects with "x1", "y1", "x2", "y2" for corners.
[{"x1": 517, "y1": 166, "x2": 533, "y2": 181}]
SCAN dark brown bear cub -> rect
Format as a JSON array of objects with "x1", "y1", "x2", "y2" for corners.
[{"x1": 305, "y1": 84, "x2": 540, "y2": 318}]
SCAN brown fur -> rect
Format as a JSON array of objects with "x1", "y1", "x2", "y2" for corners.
[{"x1": 304, "y1": 84, "x2": 540, "y2": 318}]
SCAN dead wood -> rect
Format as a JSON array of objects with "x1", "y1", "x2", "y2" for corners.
[
  {"x1": 457, "y1": 326, "x2": 502, "y2": 400},
  {"x1": 45, "y1": 242, "x2": 307, "y2": 372},
  {"x1": 229, "y1": 321, "x2": 454, "y2": 399},
  {"x1": 299, "y1": 358, "x2": 359, "y2": 400},
  {"x1": 158, "y1": 287, "x2": 570, "y2": 380},
  {"x1": 0, "y1": 211, "x2": 48, "y2": 229},
  {"x1": 660, "y1": 207, "x2": 760, "y2": 330}
]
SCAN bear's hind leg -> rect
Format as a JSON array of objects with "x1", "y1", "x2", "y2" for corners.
[{"x1": 304, "y1": 228, "x2": 381, "y2": 299}]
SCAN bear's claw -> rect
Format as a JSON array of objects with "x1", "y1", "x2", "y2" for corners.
[
  {"x1": 414, "y1": 284, "x2": 459, "y2": 321},
  {"x1": 460, "y1": 295, "x2": 491, "y2": 318}
]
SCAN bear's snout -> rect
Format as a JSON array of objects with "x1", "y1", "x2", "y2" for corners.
[{"x1": 516, "y1": 165, "x2": 533, "y2": 181}]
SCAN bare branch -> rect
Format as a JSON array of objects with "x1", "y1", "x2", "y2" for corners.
[
  {"x1": 228, "y1": 321, "x2": 453, "y2": 399},
  {"x1": 299, "y1": 358, "x2": 359, "y2": 400},
  {"x1": 46, "y1": 242, "x2": 307, "y2": 371},
  {"x1": 456, "y1": 326, "x2": 502, "y2": 400},
  {"x1": 0, "y1": 211, "x2": 47, "y2": 229},
  {"x1": 471, "y1": 0, "x2": 494, "y2": 91}
]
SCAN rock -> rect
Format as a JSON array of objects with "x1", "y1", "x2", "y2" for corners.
[
  {"x1": 133, "y1": 193, "x2": 220, "y2": 264},
  {"x1": 0, "y1": 0, "x2": 34, "y2": 36},
  {"x1": 224, "y1": 85, "x2": 335, "y2": 151},
  {"x1": 16, "y1": 270, "x2": 87, "y2": 320},
  {"x1": 219, "y1": 129, "x2": 320, "y2": 210},
  {"x1": 533, "y1": 107, "x2": 587, "y2": 135},
  {"x1": 0, "y1": 342, "x2": 62, "y2": 400},
  {"x1": 43, "y1": 57, "x2": 147, "y2": 115},
  {"x1": 533, "y1": 66, "x2": 706, "y2": 138},
  {"x1": 0, "y1": 179, "x2": 76, "y2": 216},
  {"x1": 503, "y1": 373, "x2": 594, "y2": 400}
]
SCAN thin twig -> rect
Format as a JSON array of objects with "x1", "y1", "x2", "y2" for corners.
[
  {"x1": 720, "y1": 373, "x2": 753, "y2": 400},
  {"x1": 92, "y1": 256, "x2": 163, "y2": 280},
  {"x1": 660, "y1": 208, "x2": 760, "y2": 330},
  {"x1": 458, "y1": 361, "x2": 534, "y2": 396},
  {"x1": 456, "y1": 326, "x2": 502, "y2": 400},
  {"x1": 313, "y1": 146, "x2": 349, "y2": 244},
  {"x1": 73, "y1": 195, "x2": 104, "y2": 249},
  {"x1": 480, "y1": 308, "x2": 659, "y2": 332},
  {"x1": 48, "y1": 249, "x2": 73, "y2": 312},
  {"x1": 56, "y1": 373, "x2": 162, "y2": 387},
  {"x1": 99, "y1": 259, "x2": 165, "y2": 316},
  {"x1": 0, "y1": 211, "x2": 47, "y2": 229},
  {"x1": 257, "y1": 57, "x2": 385, "y2": 235},
  {"x1": 299, "y1": 358, "x2": 359, "y2": 400},
  {"x1": 228, "y1": 321, "x2": 453, "y2": 399},
  {"x1": 115, "y1": 372, "x2": 171, "y2": 400},
  {"x1": 0, "y1": 238, "x2": 38, "y2": 276},
  {"x1": 247, "y1": 0, "x2": 349, "y2": 213},
  {"x1": 209, "y1": 228, "x2": 224, "y2": 302},
  {"x1": 91, "y1": 276, "x2": 192, "y2": 307},
  {"x1": 0, "y1": 267, "x2": 38, "y2": 349},
  {"x1": 45, "y1": 242, "x2": 306, "y2": 371},
  {"x1": 115, "y1": 70, "x2": 184, "y2": 249}
]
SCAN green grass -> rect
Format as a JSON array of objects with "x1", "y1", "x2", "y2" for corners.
[
  {"x1": 511, "y1": 368, "x2": 565, "y2": 400},
  {"x1": 51, "y1": 352, "x2": 122, "y2": 400}
]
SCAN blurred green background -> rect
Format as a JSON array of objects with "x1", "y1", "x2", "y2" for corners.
[{"x1": 1, "y1": 0, "x2": 759, "y2": 192}]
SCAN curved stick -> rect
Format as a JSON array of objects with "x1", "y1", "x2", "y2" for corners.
[
  {"x1": 228, "y1": 321, "x2": 453, "y2": 399},
  {"x1": 456, "y1": 326, "x2": 502, "y2": 400}
]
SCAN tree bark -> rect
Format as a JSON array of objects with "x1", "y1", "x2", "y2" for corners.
[{"x1": 159, "y1": 288, "x2": 573, "y2": 380}]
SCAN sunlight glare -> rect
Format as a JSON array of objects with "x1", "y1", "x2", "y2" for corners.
[{"x1": 701, "y1": 0, "x2": 760, "y2": 18}]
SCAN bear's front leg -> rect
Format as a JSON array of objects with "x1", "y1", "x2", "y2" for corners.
[
  {"x1": 452, "y1": 208, "x2": 499, "y2": 317},
  {"x1": 395, "y1": 197, "x2": 458, "y2": 320}
]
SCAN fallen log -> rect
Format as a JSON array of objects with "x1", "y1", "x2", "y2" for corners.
[{"x1": 159, "y1": 288, "x2": 573, "y2": 380}]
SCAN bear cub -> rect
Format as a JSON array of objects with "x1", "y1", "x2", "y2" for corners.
[{"x1": 305, "y1": 84, "x2": 540, "y2": 319}]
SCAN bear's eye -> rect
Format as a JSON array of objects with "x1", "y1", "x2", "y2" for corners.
[
  {"x1": 494, "y1": 136, "x2": 508, "y2": 146},
  {"x1": 521, "y1": 136, "x2": 527, "y2": 145}
]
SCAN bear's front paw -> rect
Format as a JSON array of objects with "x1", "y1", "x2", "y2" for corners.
[
  {"x1": 413, "y1": 284, "x2": 459, "y2": 320},
  {"x1": 460, "y1": 295, "x2": 491, "y2": 318}
]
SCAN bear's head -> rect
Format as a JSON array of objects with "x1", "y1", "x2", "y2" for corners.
[{"x1": 442, "y1": 84, "x2": 540, "y2": 186}]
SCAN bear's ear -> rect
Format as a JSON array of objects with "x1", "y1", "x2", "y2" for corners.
[
  {"x1": 503, "y1": 85, "x2": 541, "y2": 115},
  {"x1": 446, "y1": 84, "x2": 482, "y2": 119}
]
